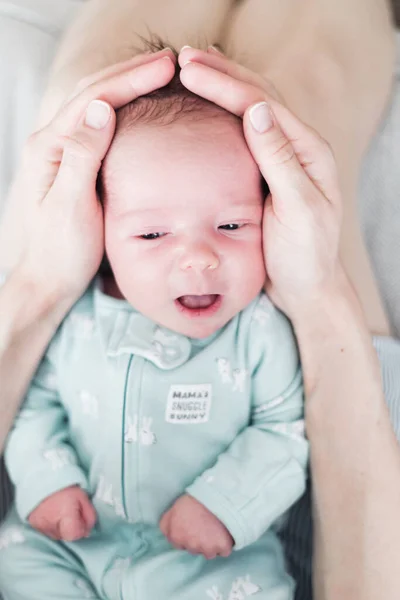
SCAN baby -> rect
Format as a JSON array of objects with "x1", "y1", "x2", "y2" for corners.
[{"x1": 0, "y1": 54, "x2": 308, "y2": 600}]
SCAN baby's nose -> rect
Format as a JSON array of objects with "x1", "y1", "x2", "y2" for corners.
[{"x1": 179, "y1": 242, "x2": 219, "y2": 272}]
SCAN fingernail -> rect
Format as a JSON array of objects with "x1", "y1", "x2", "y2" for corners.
[
  {"x1": 180, "y1": 45, "x2": 192, "y2": 51},
  {"x1": 85, "y1": 100, "x2": 111, "y2": 130},
  {"x1": 249, "y1": 102, "x2": 273, "y2": 133}
]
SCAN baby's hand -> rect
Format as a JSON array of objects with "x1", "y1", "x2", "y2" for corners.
[
  {"x1": 159, "y1": 494, "x2": 233, "y2": 559},
  {"x1": 28, "y1": 485, "x2": 96, "y2": 542}
]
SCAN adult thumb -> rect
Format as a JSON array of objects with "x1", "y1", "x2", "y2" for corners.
[
  {"x1": 50, "y1": 100, "x2": 116, "y2": 202},
  {"x1": 243, "y1": 101, "x2": 315, "y2": 213}
]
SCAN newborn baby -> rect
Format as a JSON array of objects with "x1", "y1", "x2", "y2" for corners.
[{"x1": 0, "y1": 57, "x2": 308, "y2": 600}]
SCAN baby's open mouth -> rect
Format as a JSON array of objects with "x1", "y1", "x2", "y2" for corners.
[
  {"x1": 177, "y1": 294, "x2": 219, "y2": 310},
  {"x1": 175, "y1": 294, "x2": 222, "y2": 318}
]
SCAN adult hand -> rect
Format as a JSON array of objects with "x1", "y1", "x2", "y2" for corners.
[
  {"x1": 178, "y1": 48, "x2": 343, "y2": 322},
  {"x1": 159, "y1": 494, "x2": 233, "y2": 559},
  {"x1": 0, "y1": 48, "x2": 176, "y2": 308}
]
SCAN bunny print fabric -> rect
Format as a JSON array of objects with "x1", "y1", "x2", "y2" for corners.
[{"x1": 0, "y1": 282, "x2": 307, "y2": 599}]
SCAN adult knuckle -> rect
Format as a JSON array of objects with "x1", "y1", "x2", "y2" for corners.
[
  {"x1": 25, "y1": 130, "x2": 41, "y2": 151},
  {"x1": 63, "y1": 136, "x2": 100, "y2": 170},
  {"x1": 22, "y1": 130, "x2": 45, "y2": 163},
  {"x1": 74, "y1": 74, "x2": 94, "y2": 95},
  {"x1": 269, "y1": 135, "x2": 295, "y2": 166},
  {"x1": 320, "y1": 136, "x2": 334, "y2": 158}
]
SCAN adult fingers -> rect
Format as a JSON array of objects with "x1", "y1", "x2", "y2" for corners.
[
  {"x1": 243, "y1": 101, "x2": 341, "y2": 213},
  {"x1": 50, "y1": 54, "x2": 176, "y2": 138},
  {"x1": 180, "y1": 60, "x2": 266, "y2": 116},
  {"x1": 179, "y1": 47, "x2": 277, "y2": 97},
  {"x1": 69, "y1": 47, "x2": 176, "y2": 101}
]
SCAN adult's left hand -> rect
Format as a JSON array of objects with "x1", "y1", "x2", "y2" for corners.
[{"x1": 178, "y1": 48, "x2": 344, "y2": 324}]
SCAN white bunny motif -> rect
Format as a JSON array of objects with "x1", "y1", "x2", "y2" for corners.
[
  {"x1": 216, "y1": 358, "x2": 232, "y2": 384},
  {"x1": 152, "y1": 340, "x2": 180, "y2": 361},
  {"x1": 94, "y1": 475, "x2": 126, "y2": 518},
  {"x1": 232, "y1": 369, "x2": 248, "y2": 393},
  {"x1": 139, "y1": 417, "x2": 157, "y2": 446},
  {"x1": 228, "y1": 580, "x2": 246, "y2": 600},
  {"x1": 252, "y1": 295, "x2": 274, "y2": 326},
  {"x1": 43, "y1": 448, "x2": 73, "y2": 471},
  {"x1": 94, "y1": 475, "x2": 114, "y2": 506},
  {"x1": 0, "y1": 527, "x2": 25, "y2": 551},
  {"x1": 124, "y1": 414, "x2": 138, "y2": 443},
  {"x1": 236, "y1": 575, "x2": 262, "y2": 595},
  {"x1": 70, "y1": 314, "x2": 95, "y2": 338},
  {"x1": 206, "y1": 585, "x2": 224, "y2": 600},
  {"x1": 206, "y1": 575, "x2": 262, "y2": 600},
  {"x1": 79, "y1": 390, "x2": 99, "y2": 419}
]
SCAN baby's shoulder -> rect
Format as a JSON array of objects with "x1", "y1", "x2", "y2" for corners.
[
  {"x1": 45, "y1": 286, "x2": 97, "y2": 363},
  {"x1": 238, "y1": 293, "x2": 298, "y2": 367},
  {"x1": 239, "y1": 292, "x2": 293, "y2": 337}
]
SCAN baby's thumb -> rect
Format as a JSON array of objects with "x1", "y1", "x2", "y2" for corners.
[
  {"x1": 243, "y1": 101, "x2": 313, "y2": 212},
  {"x1": 50, "y1": 100, "x2": 115, "y2": 204}
]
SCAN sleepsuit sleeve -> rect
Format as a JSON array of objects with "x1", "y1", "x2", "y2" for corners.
[
  {"x1": 5, "y1": 342, "x2": 88, "y2": 521},
  {"x1": 186, "y1": 297, "x2": 309, "y2": 550}
]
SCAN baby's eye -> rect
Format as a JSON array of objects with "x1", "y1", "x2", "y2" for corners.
[
  {"x1": 219, "y1": 224, "x2": 241, "y2": 231},
  {"x1": 139, "y1": 232, "x2": 166, "y2": 240}
]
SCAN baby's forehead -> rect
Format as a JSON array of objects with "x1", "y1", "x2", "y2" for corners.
[{"x1": 101, "y1": 114, "x2": 262, "y2": 211}]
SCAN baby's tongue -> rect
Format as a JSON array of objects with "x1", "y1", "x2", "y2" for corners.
[{"x1": 179, "y1": 295, "x2": 217, "y2": 309}]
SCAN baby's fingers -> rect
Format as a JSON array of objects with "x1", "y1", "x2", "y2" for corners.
[
  {"x1": 59, "y1": 513, "x2": 87, "y2": 542},
  {"x1": 243, "y1": 102, "x2": 341, "y2": 215},
  {"x1": 80, "y1": 496, "x2": 97, "y2": 535}
]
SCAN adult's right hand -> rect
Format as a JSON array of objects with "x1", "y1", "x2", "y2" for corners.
[{"x1": 0, "y1": 48, "x2": 175, "y2": 307}]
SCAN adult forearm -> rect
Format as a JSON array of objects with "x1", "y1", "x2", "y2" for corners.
[
  {"x1": 293, "y1": 272, "x2": 400, "y2": 599},
  {"x1": 0, "y1": 270, "x2": 68, "y2": 454}
]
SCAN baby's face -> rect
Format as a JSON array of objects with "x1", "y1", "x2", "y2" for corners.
[{"x1": 103, "y1": 116, "x2": 266, "y2": 338}]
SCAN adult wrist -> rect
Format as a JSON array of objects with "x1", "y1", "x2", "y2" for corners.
[
  {"x1": 5, "y1": 265, "x2": 73, "y2": 335},
  {"x1": 289, "y1": 267, "x2": 379, "y2": 397},
  {"x1": 290, "y1": 267, "x2": 367, "y2": 341}
]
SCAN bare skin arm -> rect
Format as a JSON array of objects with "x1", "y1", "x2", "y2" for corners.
[
  {"x1": 0, "y1": 271, "x2": 70, "y2": 453},
  {"x1": 295, "y1": 275, "x2": 400, "y2": 600}
]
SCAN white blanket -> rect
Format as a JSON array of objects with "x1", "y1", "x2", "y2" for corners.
[{"x1": 0, "y1": 0, "x2": 399, "y2": 335}]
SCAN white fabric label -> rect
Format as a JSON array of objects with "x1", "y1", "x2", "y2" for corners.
[{"x1": 166, "y1": 384, "x2": 212, "y2": 424}]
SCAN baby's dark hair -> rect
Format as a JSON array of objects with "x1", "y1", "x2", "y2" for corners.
[{"x1": 115, "y1": 38, "x2": 239, "y2": 133}]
